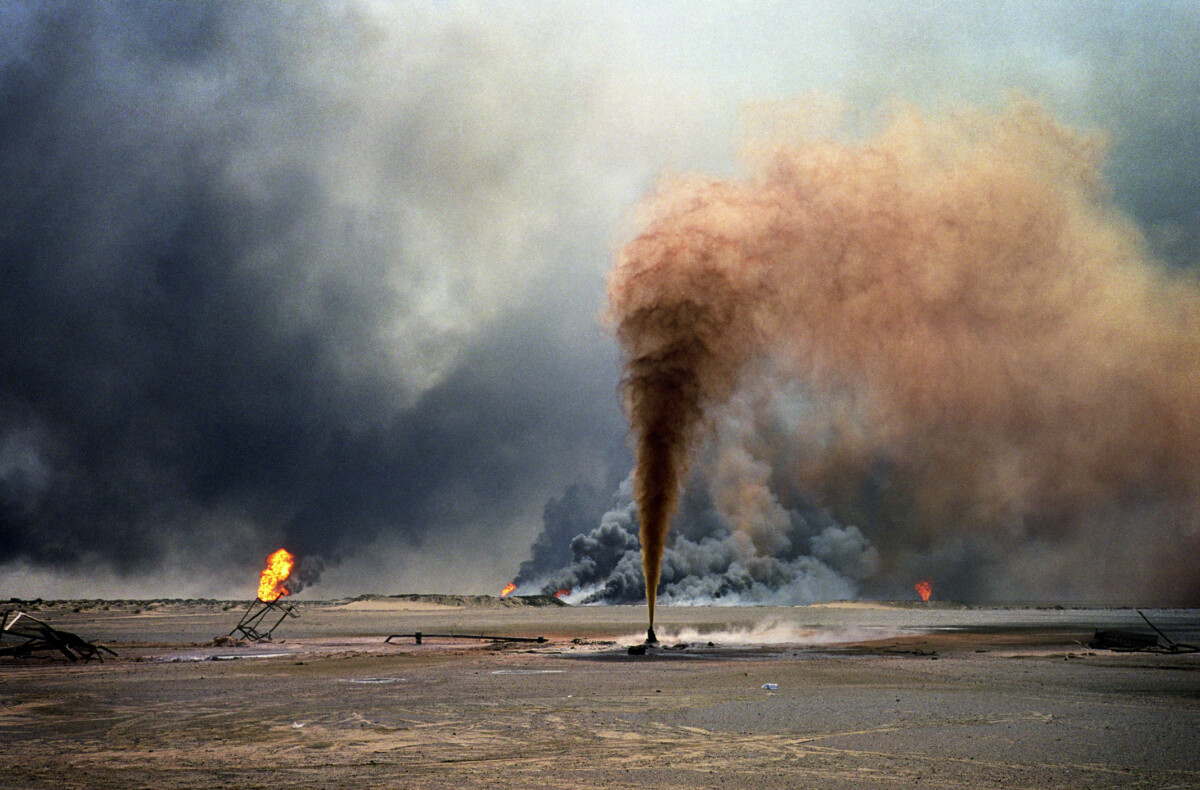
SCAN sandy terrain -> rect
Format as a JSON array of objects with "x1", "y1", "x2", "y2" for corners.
[{"x1": 1, "y1": 597, "x2": 1198, "y2": 789}]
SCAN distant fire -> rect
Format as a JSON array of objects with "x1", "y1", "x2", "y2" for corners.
[
  {"x1": 257, "y1": 548, "x2": 295, "y2": 602},
  {"x1": 914, "y1": 580, "x2": 933, "y2": 602},
  {"x1": 500, "y1": 582, "x2": 517, "y2": 598},
  {"x1": 554, "y1": 589, "x2": 570, "y2": 599}
]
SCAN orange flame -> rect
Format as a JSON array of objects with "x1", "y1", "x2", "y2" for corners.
[
  {"x1": 500, "y1": 582, "x2": 516, "y2": 598},
  {"x1": 554, "y1": 588, "x2": 571, "y2": 599},
  {"x1": 914, "y1": 580, "x2": 933, "y2": 602},
  {"x1": 257, "y1": 548, "x2": 295, "y2": 602}
]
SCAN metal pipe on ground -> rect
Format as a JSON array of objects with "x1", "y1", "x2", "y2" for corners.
[{"x1": 385, "y1": 632, "x2": 547, "y2": 645}]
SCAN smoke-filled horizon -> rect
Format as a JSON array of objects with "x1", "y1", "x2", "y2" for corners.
[
  {"x1": 0, "y1": 1, "x2": 640, "y2": 598},
  {"x1": 2, "y1": 1, "x2": 1199, "y2": 602},
  {"x1": 603, "y1": 101, "x2": 1200, "y2": 610}
]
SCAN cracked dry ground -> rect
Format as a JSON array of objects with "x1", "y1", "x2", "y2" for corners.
[{"x1": 1, "y1": 637, "x2": 1198, "y2": 789}]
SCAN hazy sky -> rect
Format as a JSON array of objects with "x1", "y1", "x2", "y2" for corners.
[{"x1": 1, "y1": 1, "x2": 1197, "y2": 599}]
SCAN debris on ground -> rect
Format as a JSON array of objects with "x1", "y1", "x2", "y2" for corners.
[
  {"x1": 0, "y1": 610, "x2": 117, "y2": 662},
  {"x1": 1088, "y1": 610, "x2": 1199, "y2": 654},
  {"x1": 207, "y1": 635, "x2": 247, "y2": 648}
]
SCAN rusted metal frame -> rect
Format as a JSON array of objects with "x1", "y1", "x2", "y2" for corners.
[{"x1": 229, "y1": 598, "x2": 299, "y2": 641}]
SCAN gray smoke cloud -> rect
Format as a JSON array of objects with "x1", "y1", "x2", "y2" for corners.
[
  {"x1": 0, "y1": 1, "x2": 650, "y2": 596},
  {"x1": 514, "y1": 473, "x2": 878, "y2": 606},
  {"x1": 2, "y1": 1, "x2": 1199, "y2": 602},
  {"x1": 515, "y1": 395, "x2": 881, "y2": 605}
]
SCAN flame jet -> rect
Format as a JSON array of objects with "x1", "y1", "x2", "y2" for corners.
[{"x1": 608, "y1": 99, "x2": 1200, "y2": 615}]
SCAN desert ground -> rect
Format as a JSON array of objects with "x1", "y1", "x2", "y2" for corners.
[{"x1": 1, "y1": 596, "x2": 1197, "y2": 789}]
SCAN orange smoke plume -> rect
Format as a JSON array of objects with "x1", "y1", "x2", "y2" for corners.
[
  {"x1": 257, "y1": 548, "x2": 295, "y2": 602},
  {"x1": 609, "y1": 99, "x2": 1200, "y2": 611}
]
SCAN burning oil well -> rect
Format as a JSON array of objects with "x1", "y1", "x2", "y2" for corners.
[
  {"x1": 605, "y1": 100, "x2": 1200, "y2": 621},
  {"x1": 229, "y1": 549, "x2": 321, "y2": 641}
]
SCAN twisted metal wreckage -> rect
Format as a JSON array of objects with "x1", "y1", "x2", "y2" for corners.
[{"x1": 0, "y1": 610, "x2": 117, "y2": 662}]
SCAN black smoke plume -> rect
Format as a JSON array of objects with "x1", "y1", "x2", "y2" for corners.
[
  {"x1": 515, "y1": 474, "x2": 879, "y2": 606},
  {"x1": 0, "y1": 1, "x2": 629, "y2": 595}
]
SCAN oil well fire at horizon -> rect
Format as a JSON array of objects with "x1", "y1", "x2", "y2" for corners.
[
  {"x1": 246, "y1": 548, "x2": 323, "y2": 603},
  {"x1": 257, "y1": 549, "x2": 295, "y2": 603},
  {"x1": 228, "y1": 547, "x2": 309, "y2": 642}
]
